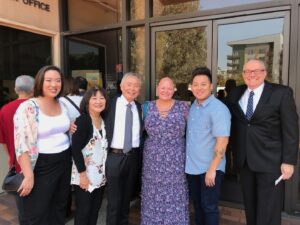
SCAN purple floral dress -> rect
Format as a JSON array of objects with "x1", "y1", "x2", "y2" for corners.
[{"x1": 141, "y1": 100, "x2": 190, "y2": 225}]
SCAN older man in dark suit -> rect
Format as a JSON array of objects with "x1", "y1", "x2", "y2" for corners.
[
  {"x1": 227, "y1": 59, "x2": 299, "y2": 225},
  {"x1": 105, "y1": 72, "x2": 143, "y2": 225}
]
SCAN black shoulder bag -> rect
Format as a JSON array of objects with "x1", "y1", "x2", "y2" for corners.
[
  {"x1": 2, "y1": 154, "x2": 24, "y2": 193},
  {"x1": 64, "y1": 96, "x2": 80, "y2": 113}
]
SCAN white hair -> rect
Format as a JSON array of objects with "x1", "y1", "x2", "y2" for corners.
[
  {"x1": 15, "y1": 75, "x2": 35, "y2": 94},
  {"x1": 120, "y1": 72, "x2": 142, "y2": 86}
]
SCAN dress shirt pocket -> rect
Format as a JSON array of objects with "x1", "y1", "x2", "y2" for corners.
[{"x1": 196, "y1": 122, "x2": 211, "y2": 133}]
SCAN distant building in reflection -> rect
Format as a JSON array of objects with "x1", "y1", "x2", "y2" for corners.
[{"x1": 226, "y1": 33, "x2": 283, "y2": 84}]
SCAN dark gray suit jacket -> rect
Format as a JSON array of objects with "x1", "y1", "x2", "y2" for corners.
[{"x1": 227, "y1": 81, "x2": 299, "y2": 172}]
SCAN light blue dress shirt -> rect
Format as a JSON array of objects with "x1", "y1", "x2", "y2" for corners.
[{"x1": 185, "y1": 95, "x2": 231, "y2": 175}]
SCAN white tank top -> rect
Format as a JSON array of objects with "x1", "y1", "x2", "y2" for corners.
[{"x1": 37, "y1": 103, "x2": 70, "y2": 154}]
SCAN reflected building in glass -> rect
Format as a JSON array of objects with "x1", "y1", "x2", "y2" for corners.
[{"x1": 227, "y1": 33, "x2": 283, "y2": 84}]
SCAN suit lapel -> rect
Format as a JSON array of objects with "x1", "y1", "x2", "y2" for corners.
[
  {"x1": 232, "y1": 85, "x2": 248, "y2": 121},
  {"x1": 252, "y1": 82, "x2": 272, "y2": 119}
]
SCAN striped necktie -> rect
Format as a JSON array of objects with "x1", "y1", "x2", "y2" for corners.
[{"x1": 246, "y1": 91, "x2": 254, "y2": 120}]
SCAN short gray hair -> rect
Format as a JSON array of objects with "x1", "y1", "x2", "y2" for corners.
[
  {"x1": 15, "y1": 75, "x2": 35, "y2": 94},
  {"x1": 120, "y1": 72, "x2": 142, "y2": 86},
  {"x1": 244, "y1": 59, "x2": 266, "y2": 70}
]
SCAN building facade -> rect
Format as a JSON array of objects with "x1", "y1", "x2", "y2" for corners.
[{"x1": 1, "y1": 0, "x2": 300, "y2": 215}]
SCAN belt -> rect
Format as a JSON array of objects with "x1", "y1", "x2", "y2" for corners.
[{"x1": 110, "y1": 148, "x2": 139, "y2": 155}]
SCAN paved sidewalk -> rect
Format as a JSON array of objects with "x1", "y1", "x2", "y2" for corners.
[{"x1": 1, "y1": 192, "x2": 300, "y2": 225}]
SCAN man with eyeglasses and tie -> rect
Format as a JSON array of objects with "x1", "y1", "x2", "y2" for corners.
[{"x1": 227, "y1": 59, "x2": 299, "y2": 225}]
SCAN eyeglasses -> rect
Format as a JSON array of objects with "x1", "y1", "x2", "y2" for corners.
[{"x1": 243, "y1": 69, "x2": 265, "y2": 75}]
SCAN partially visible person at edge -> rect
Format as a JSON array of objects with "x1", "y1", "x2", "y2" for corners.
[
  {"x1": 224, "y1": 79, "x2": 236, "y2": 99},
  {"x1": 223, "y1": 78, "x2": 237, "y2": 177},
  {"x1": 104, "y1": 72, "x2": 142, "y2": 225},
  {"x1": 227, "y1": 59, "x2": 299, "y2": 225},
  {"x1": 185, "y1": 67, "x2": 231, "y2": 225},
  {"x1": 71, "y1": 87, "x2": 108, "y2": 225},
  {"x1": 60, "y1": 76, "x2": 83, "y2": 122},
  {"x1": 0, "y1": 75, "x2": 34, "y2": 174},
  {"x1": 14, "y1": 65, "x2": 73, "y2": 225},
  {"x1": 75, "y1": 76, "x2": 88, "y2": 96},
  {"x1": 141, "y1": 77, "x2": 189, "y2": 225}
]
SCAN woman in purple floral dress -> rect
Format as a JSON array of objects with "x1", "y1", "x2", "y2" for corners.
[{"x1": 141, "y1": 77, "x2": 189, "y2": 225}]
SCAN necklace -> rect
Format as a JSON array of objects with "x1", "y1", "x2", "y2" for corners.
[{"x1": 156, "y1": 99, "x2": 174, "y2": 117}]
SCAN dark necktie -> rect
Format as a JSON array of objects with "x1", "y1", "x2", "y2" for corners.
[
  {"x1": 123, "y1": 103, "x2": 133, "y2": 153},
  {"x1": 246, "y1": 91, "x2": 254, "y2": 120}
]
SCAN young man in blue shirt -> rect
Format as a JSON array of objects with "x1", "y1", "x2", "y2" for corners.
[{"x1": 185, "y1": 67, "x2": 231, "y2": 225}]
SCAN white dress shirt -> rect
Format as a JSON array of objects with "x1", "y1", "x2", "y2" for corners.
[
  {"x1": 239, "y1": 82, "x2": 265, "y2": 115},
  {"x1": 111, "y1": 95, "x2": 140, "y2": 149}
]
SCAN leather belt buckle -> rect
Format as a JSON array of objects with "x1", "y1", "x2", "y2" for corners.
[{"x1": 111, "y1": 148, "x2": 123, "y2": 154}]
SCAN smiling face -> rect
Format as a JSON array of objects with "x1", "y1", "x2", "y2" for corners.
[
  {"x1": 191, "y1": 74, "x2": 213, "y2": 104},
  {"x1": 88, "y1": 90, "x2": 106, "y2": 115},
  {"x1": 42, "y1": 70, "x2": 62, "y2": 98},
  {"x1": 120, "y1": 75, "x2": 141, "y2": 102},
  {"x1": 156, "y1": 77, "x2": 175, "y2": 101},
  {"x1": 243, "y1": 60, "x2": 267, "y2": 90}
]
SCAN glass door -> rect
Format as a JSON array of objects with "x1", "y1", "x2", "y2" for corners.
[
  {"x1": 66, "y1": 29, "x2": 122, "y2": 98},
  {"x1": 151, "y1": 21, "x2": 212, "y2": 100},
  {"x1": 67, "y1": 38, "x2": 106, "y2": 88},
  {"x1": 150, "y1": 10, "x2": 291, "y2": 206},
  {"x1": 213, "y1": 11, "x2": 290, "y2": 204}
]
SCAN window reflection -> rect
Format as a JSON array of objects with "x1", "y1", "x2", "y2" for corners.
[
  {"x1": 68, "y1": 40, "x2": 105, "y2": 88},
  {"x1": 217, "y1": 18, "x2": 284, "y2": 90},
  {"x1": 129, "y1": 27, "x2": 145, "y2": 100},
  {"x1": 155, "y1": 26, "x2": 207, "y2": 102},
  {"x1": 153, "y1": 0, "x2": 199, "y2": 17},
  {"x1": 153, "y1": 0, "x2": 272, "y2": 17},
  {"x1": 67, "y1": 30, "x2": 122, "y2": 98},
  {"x1": 200, "y1": 0, "x2": 272, "y2": 10},
  {"x1": 130, "y1": 0, "x2": 145, "y2": 20}
]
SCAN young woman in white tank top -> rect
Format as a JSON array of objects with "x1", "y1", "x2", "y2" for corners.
[{"x1": 14, "y1": 65, "x2": 73, "y2": 225}]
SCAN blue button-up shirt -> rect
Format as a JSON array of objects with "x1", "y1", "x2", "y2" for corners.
[{"x1": 185, "y1": 95, "x2": 231, "y2": 175}]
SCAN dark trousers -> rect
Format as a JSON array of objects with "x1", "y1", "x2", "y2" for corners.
[
  {"x1": 74, "y1": 185, "x2": 105, "y2": 225},
  {"x1": 240, "y1": 164, "x2": 283, "y2": 225},
  {"x1": 106, "y1": 149, "x2": 139, "y2": 225},
  {"x1": 187, "y1": 171, "x2": 224, "y2": 225},
  {"x1": 17, "y1": 150, "x2": 71, "y2": 225}
]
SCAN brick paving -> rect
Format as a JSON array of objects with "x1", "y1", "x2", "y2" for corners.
[{"x1": 1, "y1": 192, "x2": 300, "y2": 225}]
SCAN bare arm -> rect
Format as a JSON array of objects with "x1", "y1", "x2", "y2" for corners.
[
  {"x1": 205, "y1": 137, "x2": 229, "y2": 187},
  {"x1": 17, "y1": 153, "x2": 34, "y2": 196}
]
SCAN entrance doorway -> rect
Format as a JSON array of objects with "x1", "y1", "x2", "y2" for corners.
[
  {"x1": 65, "y1": 29, "x2": 122, "y2": 98},
  {"x1": 0, "y1": 26, "x2": 52, "y2": 107},
  {"x1": 151, "y1": 10, "x2": 290, "y2": 204}
]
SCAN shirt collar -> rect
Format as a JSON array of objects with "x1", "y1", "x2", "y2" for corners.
[
  {"x1": 193, "y1": 94, "x2": 214, "y2": 107},
  {"x1": 247, "y1": 82, "x2": 265, "y2": 96},
  {"x1": 120, "y1": 95, "x2": 135, "y2": 107}
]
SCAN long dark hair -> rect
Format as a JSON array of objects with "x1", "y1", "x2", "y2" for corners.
[{"x1": 80, "y1": 86, "x2": 107, "y2": 116}]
